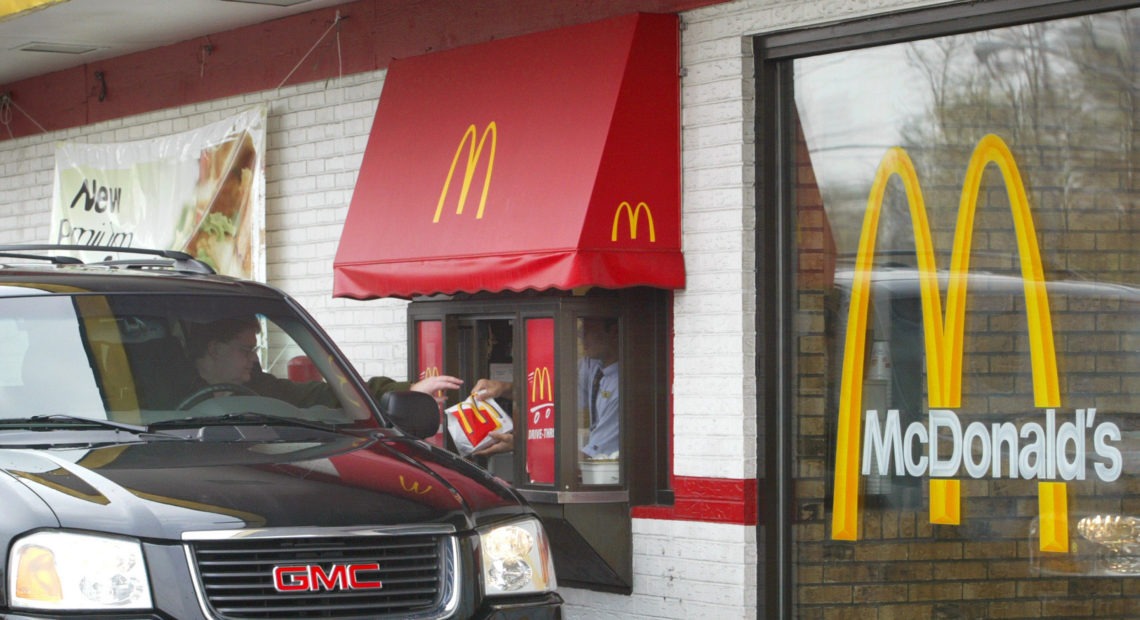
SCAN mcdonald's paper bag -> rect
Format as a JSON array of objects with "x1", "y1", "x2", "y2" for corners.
[{"x1": 445, "y1": 397, "x2": 513, "y2": 457}]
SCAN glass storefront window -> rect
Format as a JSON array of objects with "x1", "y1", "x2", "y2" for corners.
[{"x1": 789, "y1": 7, "x2": 1140, "y2": 616}]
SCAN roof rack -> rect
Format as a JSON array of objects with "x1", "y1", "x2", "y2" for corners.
[{"x1": 0, "y1": 244, "x2": 215, "y2": 275}]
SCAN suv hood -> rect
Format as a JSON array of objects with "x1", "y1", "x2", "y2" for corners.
[{"x1": 0, "y1": 430, "x2": 518, "y2": 539}]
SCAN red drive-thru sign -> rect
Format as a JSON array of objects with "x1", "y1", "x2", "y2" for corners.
[
  {"x1": 416, "y1": 321, "x2": 446, "y2": 447},
  {"x1": 526, "y1": 318, "x2": 555, "y2": 484}
]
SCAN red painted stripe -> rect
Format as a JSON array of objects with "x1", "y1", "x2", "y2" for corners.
[{"x1": 632, "y1": 476, "x2": 758, "y2": 525}]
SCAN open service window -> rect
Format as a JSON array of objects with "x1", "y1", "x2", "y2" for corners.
[{"x1": 408, "y1": 287, "x2": 671, "y2": 592}]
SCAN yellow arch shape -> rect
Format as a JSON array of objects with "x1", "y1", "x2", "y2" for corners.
[
  {"x1": 434, "y1": 122, "x2": 497, "y2": 223},
  {"x1": 831, "y1": 134, "x2": 1065, "y2": 552}
]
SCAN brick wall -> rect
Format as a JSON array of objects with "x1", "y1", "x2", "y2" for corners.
[{"x1": 0, "y1": 72, "x2": 410, "y2": 381}]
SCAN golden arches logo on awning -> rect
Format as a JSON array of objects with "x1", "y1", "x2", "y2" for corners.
[
  {"x1": 434, "y1": 122, "x2": 496, "y2": 223},
  {"x1": 530, "y1": 366, "x2": 553, "y2": 402},
  {"x1": 831, "y1": 133, "x2": 1067, "y2": 552},
  {"x1": 611, "y1": 201, "x2": 656, "y2": 242}
]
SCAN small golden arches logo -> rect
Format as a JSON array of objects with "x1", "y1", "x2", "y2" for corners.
[
  {"x1": 530, "y1": 366, "x2": 553, "y2": 402},
  {"x1": 399, "y1": 475, "x2": 432, "y2": 495},
  {"x1": 611, "y1": 201, "x2": 656, "y2": 242}
]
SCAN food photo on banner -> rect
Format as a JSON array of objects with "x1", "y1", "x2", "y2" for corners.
[{"x1": 50, "y1": 105, "x2": 267, "y2": 281}]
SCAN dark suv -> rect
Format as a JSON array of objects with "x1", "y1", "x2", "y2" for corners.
[{"x1": 0, "y1": 245, "x2": 560, "y2": 619}]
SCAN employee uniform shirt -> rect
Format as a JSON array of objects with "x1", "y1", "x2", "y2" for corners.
[{"x1": 578, "y1": 358, "x2": 619, "y2": 457}]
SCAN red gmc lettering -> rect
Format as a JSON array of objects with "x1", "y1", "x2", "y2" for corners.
[{"x1": 272, "y1": 564, "x2": 383, "y2": 592}]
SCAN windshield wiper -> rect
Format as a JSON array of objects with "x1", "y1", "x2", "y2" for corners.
[
  {"x1": 0, "y1": 415, "x2": 190, "y2": 442},
  {"x1": 25, "y1": 414, "x2": 150, "y2": 433},
  {"x1": 150, "y1": 412, "x2": 338, "y2": 434}
]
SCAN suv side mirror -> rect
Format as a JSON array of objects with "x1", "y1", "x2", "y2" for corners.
[{"x1": 380, "y1": 391, "x2": 440, "y2": 439}]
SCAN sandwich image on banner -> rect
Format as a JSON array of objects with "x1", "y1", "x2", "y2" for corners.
[{"x1": 175, "y1": 130, "x2": 257, "y2": 276}]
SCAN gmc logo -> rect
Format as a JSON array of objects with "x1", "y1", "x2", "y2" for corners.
[{"x1": 272, "y1": 563, "x2": 383, "y2": 592}]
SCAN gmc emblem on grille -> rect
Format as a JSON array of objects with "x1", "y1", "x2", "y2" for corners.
[{"x1": 272, "y1": 563, "x2": 383, "y2": 592}]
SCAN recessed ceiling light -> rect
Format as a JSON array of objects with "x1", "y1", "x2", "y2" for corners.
[
  {"x1": 219, "y1": 0, "x2": 312, "y2": 6},
  {"x1": 16, "y1": 41, "x2": 101, "y2": 54}
]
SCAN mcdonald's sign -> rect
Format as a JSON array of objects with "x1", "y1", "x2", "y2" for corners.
[
  {"x1": 611, "y1": 201, "x2": 656, "y2": 242},
  {"x1": 526, "y1": 319, "x2": 556, "y2": 484},
  {"x1": 433, "y1": 122, "x2": 496, "y2": 223},
  {"x1": 831, "y1": 134, "x2": 1123, "y2": 553}
]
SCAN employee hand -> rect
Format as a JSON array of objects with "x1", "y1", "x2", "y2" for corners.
[
  {"x1": 471, "y1": 378, "x2": 512, "y2": 400},
  {"x1": 411, "y1": 374, "x2": 463, "y2": 406},
  {"x1": 472, "y1": 431, "x2": 514, "y2": 456}
]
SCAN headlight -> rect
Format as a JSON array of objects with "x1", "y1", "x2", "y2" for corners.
[
  {"x1": 8, "y1": 531, "x2": 152, "y2": 611},
  {"x1": 478, "y1": 517, "x2": 557, "y2": 596}
]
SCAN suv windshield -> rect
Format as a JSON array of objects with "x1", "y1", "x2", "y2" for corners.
[{"x1": 0, "y1": 290, "x2": 380, "y2": 429}]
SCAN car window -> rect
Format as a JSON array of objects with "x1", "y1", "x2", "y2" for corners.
[
  {"x1": 0, "y1": 292, "x2": 380, "y2": 428},
  {"x1": 0, "y1": 296, "x2": 105, "y2": 417}
]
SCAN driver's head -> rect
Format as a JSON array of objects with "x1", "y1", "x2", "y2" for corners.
[{"x1": 189, "y1": 318, "x2": 260, "y2": 385}]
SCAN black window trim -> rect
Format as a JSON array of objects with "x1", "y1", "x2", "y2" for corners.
[{"x1": 759, "y1": 0, "x2": 1139, "y2": 61}]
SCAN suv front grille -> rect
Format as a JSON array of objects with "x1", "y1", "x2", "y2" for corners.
[{"x1": 186, "y1": 529, "x2": 458, "y2": 619}]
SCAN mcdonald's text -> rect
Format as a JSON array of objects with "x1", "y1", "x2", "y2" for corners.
[
  {"x1": 862, "y1": 407, "x2": 1122, "y2": 483},
  {"x1": 830, "y1": 134, "x2": 1086, "y2": 551}
]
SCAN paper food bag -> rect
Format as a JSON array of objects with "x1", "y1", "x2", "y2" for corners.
[{"x1": 445, "y1": 397, "x2": 513, "y2": 456}]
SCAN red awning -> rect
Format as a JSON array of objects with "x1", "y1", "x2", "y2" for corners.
[{"x1": 333, "y1": 13, "x2": 683, "y2": 299}]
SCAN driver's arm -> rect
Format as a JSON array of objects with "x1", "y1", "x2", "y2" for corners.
[{"x1": 246, "y1": 366, "x2": 411, "y2": 408}]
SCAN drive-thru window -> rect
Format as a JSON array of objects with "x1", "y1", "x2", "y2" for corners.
[{"x1": 332, "y1": 13, "x2": 683, "y2": 593}]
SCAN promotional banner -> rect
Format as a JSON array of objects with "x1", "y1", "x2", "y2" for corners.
[{"x1": 51, "y1": 106, "x2": 266, "y2": 280}]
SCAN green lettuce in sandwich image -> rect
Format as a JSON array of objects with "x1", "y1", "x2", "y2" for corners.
[{"x1": 178, "y1": 132, "x2": 256, "y2": 277}]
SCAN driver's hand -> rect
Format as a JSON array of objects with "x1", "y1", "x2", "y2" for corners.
[{"x1": 410, "y1": 374, "x2": 463, "y2": 407}]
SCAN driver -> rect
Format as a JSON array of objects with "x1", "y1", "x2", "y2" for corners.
[{"x1": 186, "y1": 318, "x2": 463, "y2": 408}]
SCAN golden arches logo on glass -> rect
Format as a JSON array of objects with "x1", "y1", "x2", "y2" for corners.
[
  {"x1": 434, "y1": 123, "x2": 496, "y2": 223},
  {"x1": 830, "y1": 133, "x2": 1123, "y2": 553},
  {"x1": 530, "y1": 366, "x2": 553, "y2": 403},
  {"x1": 420, "y1": 365, "x2": 444, "y2": 399},
  {"x1": 611, "y1": 201, "x2": 656, "y2": 242}
]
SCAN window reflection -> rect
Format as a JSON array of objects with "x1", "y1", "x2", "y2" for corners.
[
  {"x1": 789, "y1": 6, "x2": 1140, "y2": 614},
  {"x1": 1, "y1": 298, "x2": 104, "y2": 416}
]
